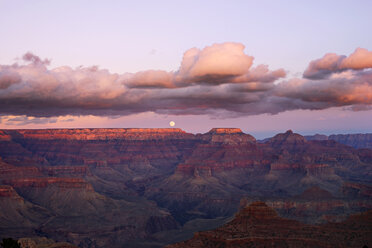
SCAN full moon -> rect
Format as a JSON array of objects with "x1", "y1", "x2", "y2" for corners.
[{"x1": 169, "y1": 121, "x2": 175, "y2": 127}]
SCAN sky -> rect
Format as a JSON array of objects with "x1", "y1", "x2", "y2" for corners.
[{"x1": 0, "y1": 0, "x2": 371, "y2": 138}]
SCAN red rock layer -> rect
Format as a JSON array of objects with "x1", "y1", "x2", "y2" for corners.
[
  {"x1": 0, "y1": 160, "x2": 41, "y2": 179},
  {"x1": 0, "y1": 185, "x2": 21, "y2": 199},
  {"x1": 200, "y1": 128, "x2": 256, "y2": 144},
  {"x1": 7, "y1": 128, "x2": 192, "y2": 140},
  {"x1": 1, "y1": 129, "x2": 198, "y2": 167},
  {"x1": 3, "y1": 178, "x2": 93, "y2": 191},
  {"x1": 40, "y1": 166, "x2": 91, "y2": 176},
  {"x1": 0, "y1": 130, "x2": 12, "y2": 141},
  {"x1": 207, "y1": 128, "x2": 244, "y2": 134}
]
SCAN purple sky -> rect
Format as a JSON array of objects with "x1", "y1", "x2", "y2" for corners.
[{"x1": 0, "y1": 0, "x2": 371, "y2": 138}]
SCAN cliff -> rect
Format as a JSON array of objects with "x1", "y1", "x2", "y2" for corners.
[
  {"x1": 200, "y1": 128, "x2": 256, "y2": 144},
  {"x1": 4, "y1": 128, "x2": 192, "y2": 140},
  {"x1": 0, "y1": 185, "x2": 21, "y2": 199}
]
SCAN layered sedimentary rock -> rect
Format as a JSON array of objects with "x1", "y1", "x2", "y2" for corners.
[
  {"x1": 6, "y1": 128, "x2": 191, "y2": 140},
  {"x1": 3, "y1": 177, "x2": 94, "y2": 190},
  {"x1": 167, "y1": 202, "x2": 372, "y2": 248},
  {"x1": 0, "y1": 128, "x2": 371, "y2": 247},
  {"x1": 0, "y1": 185, "x2": 21, "y2": 199},
  {"x1": 147, "y1": 129, "x2": 372, "y2": 226},
  {"x1": 0, "y1": 129, "x2": 197, "y2": 171}
]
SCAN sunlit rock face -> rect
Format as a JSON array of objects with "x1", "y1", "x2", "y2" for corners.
[
  {"x1": 8, "y1": 128, "x2": 190, "y2": 140},
  {"x1": 0, "y1": 128, "x2": 371, "y2": 247}
]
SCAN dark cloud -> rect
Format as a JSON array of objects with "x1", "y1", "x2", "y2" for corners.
[{"x1": 22, "y1": 52, "x2": 51, "y2": 66}]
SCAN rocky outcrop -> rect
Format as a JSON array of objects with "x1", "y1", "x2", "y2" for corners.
[
  {"x1": 0, "y1": 130, "x2": 12, "y2": 141},
  {"x1": 268, "y1": 130, "x2": 306, "y2": 148},
  {"x1": 0, "y1": 185, "x2": 21, "y2": 199},
  {"x1": 167, "y1": 202, "x2": 372, "y2": 248},
  {"x1": 200, "y1": 128, "x2": 256, "y2": 144}
]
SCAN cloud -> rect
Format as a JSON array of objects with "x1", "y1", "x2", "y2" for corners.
[
  {"x1": 276, "y1": 70, "x2": 372, "y2": 109},
  {"x1": 303, "y1": 48, "x2": 372, "y2": 79},
  {"x1": 231, "y1": 65, "x2": 286, "y2": 84},
  {"x1": 291, "y1": 48, "x2": 372, "y2": 111},
  {"x1": 5, "y1": 116, "x2": 58, "y2": 125},
  {"x1": 0, "y1": 67, "x2": 21, "y2": 89},
  {"x1": 123, "y1": 42, "x2": 284, "y2": 89},
  {"x1": 176, "y1": 42, "x2": 254, "y2": 84},
  {"x1": 22, "y1": 52, "x2": 51, "y2": 66},
  {"x1": 340, "y1": 48, "x2": 372, "y2": 69},
  {"x1": 124, "y1": 70, "x2": 175, "y2": 88},
  {"x1": 0, "y1": 45, "x2": 371, "y2": 120},
  {"x1": 0, "y1": 63, "x2": 128, "y2": 117}
]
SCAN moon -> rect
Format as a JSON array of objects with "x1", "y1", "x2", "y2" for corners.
[{"x1": 169, "y1": 121, "x2": 175, "y2": 127}]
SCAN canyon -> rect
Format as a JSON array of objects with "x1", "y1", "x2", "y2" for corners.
[{"x1": 0, "y1": 128, "x2": 371, "y2": 247}]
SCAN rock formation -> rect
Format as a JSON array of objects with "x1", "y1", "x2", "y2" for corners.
[{"x1": 167, "y1": 202, "x2": 372, "y2": 248}]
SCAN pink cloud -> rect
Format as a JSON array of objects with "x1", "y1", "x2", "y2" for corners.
[
  {"x1": 124, "y1": 70, "x2": 175, "y2": 88},
  {"x1": 177, "y1": 42, "x2": 254, "y2": 83},
  {"x1": 340, "y1": 48, "x2": 372, "y2": 70},
  {"x1": 303, "y1": 48, "x2": 372, "y2": 79},
  {"x1": 125, "y1": 42, "x2": 283, "y2": 88}
]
